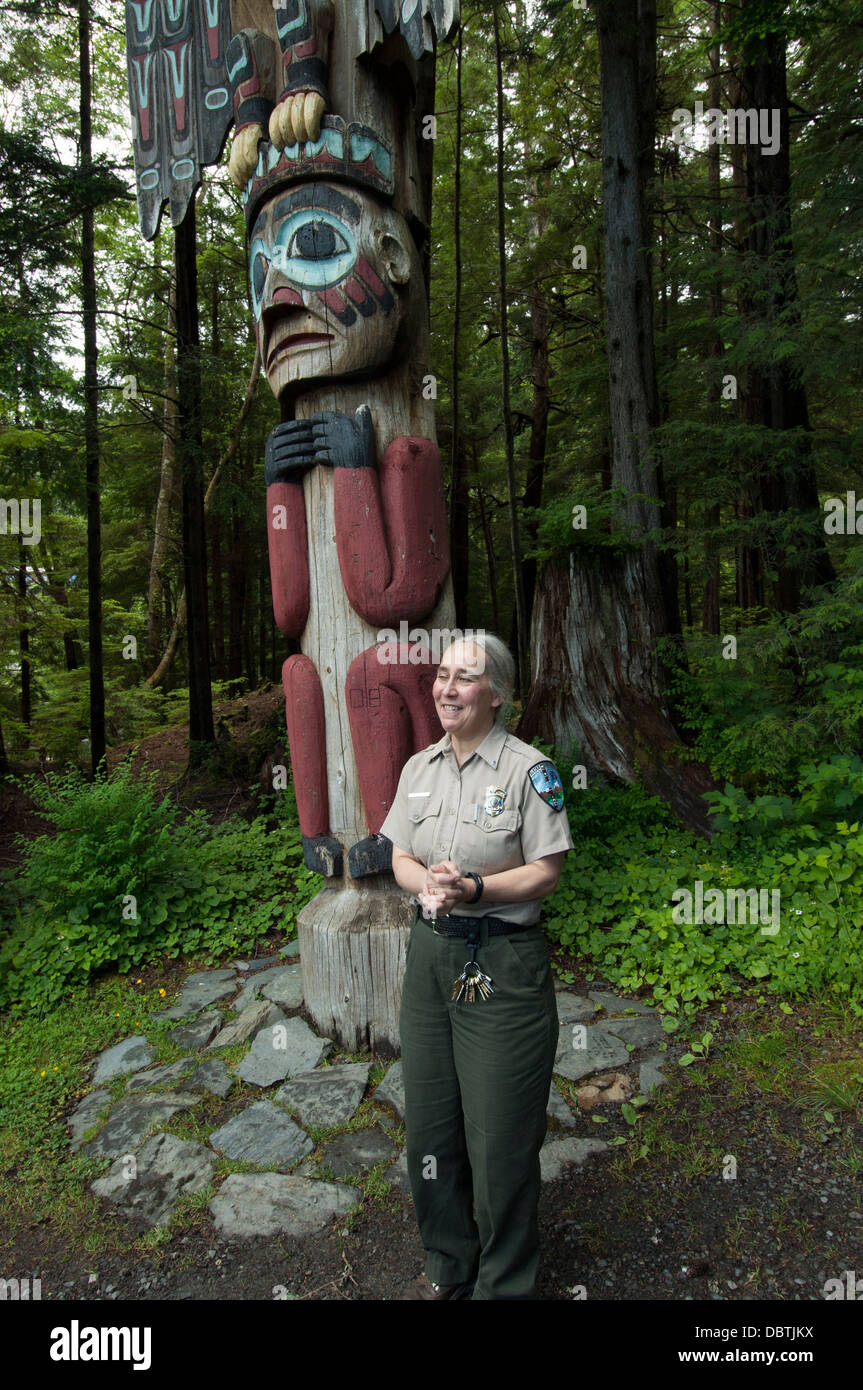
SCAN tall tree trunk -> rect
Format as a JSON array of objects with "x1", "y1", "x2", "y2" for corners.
[
  {"x1": 448, "y1": 23, "x2": 469, "y2": 627},
  {"x1": 18, "y1": 552, "x2": 30, "y2": 727},
  {"x1": 79, "y1": 0, "x2": 104, "y2": 774},
  {"x1": 702, "y1": 0, "x2": 723, "y2": 635},
  {"x1": 521, "y1": 0, "x2": 712, "y2": 835},
  {"x1": 493, "y1": 0, "x2": 528, "y2": 696},
  {"x1": 145, "y1": 346, "x2": 260, "y2": 688},
  {"x1": 175, "y1": 202, "x2": 215, "y2": 752},
  {"x1": 731, "y1": 6, "x2": 834, "y2": 612},
  {"x1": 147, "y1": 268, "x2": 177, "y2": 666}
]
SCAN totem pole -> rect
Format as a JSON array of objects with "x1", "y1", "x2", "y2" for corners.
[{"x1": 125, "y1": 2, "x2": 458, "y2": 1053}]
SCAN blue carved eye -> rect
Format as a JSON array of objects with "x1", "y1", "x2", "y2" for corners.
[{"x1": 273, "y1": 210, "x2": 357, "y2": 289}]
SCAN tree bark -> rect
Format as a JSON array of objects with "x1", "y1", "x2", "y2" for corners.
[
  {"x1": 145, "y1": 346, "x2": 260, "y2": 688},
  {"x1": 449, "y1": 23, "x2": 469, "y2": 627},
  {"x1": 79, "y1": 0, "x2": 104, "y2": 775},
  {"x1": 731, "y1": 6, "x2": 834, "y2": 612},
  {"x1": 147, "y1": 268, "x2": 177, "y2": 667},
  {"x1": 175, "y1": 201, "x2": 215, "y2": 752},
  {"x1": 521, "y1": 0, "x2": 712, "y2": 835},
  {"x1": 702, "y1": 0, "x2": 723, "y2": 636},
  {"x1": 493, "y1": 0, "x2": 528, "y2": 697}
]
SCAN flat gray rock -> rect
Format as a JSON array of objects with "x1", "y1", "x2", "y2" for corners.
[
  {"x1": 126, "y1": 1058, "x2": 197, "y2": 1093},
  {"x1": 79, "y1": 1091, "x2": 203, "y2": 1159},
  {"x1": 547, "y1": 1082, "x2": 577, "y2": 1130},
  {"x1": 384, "y1": 1150, "x2": 411, "y2": 1196},
  {"x1": 554, "y1": 1022, "x2": 631, "y2": 1082},
  {"x1": 280, "y1": 941, "x2": 301, "y2": 958},
  {"x1": 155, "y1": 976, "x2": 237, "y2": 1021},
  {"x1": 275, "y1": 1062, "x2": 370, "y2": 1129},
  {"x1": 639, "y1": 1053, "x2": 667, "y2": 1096},
  {"x1": 603, "y1": 1015, "x2": 664, "y2": 1049},
  {"x1": 210, "y1": 1100, "x2": 313, "y2": 1171},
  {"x1": 259, "y1": 965, "x2": 304, "y2": 1011},
  {"x1": 232, "y1": 983, "x2": 259, "y2": 1014},
  {"x1": 68, "y1": 1091, "x2": 112, "y2": 1151},
  {"x1": 210, "y1": 1172, "x2": 360, "y2": 1238},
  {"x1": 540, "y1": 1136, "x2": 608, "y2": 1182},
  {"x1": 90, "y1": 1132, "x2": 215, "y2": 1227},
  {"x1": 92, "y1": 1036, "x2": 155, "y2": 1085},
  {"x1": 185, "y1": 1058, "x2": 234, "y2": 1098},
  {"x1": 234, "y1": 956, "x2": 283, "y2": 973},
  {"x1": 235, "y1": 1017, "x2": 332, "y2": 1088},
  {"x1": 588, "y1": 990, "x2": 658, "y2": 1017},
  {"x1": 185, "y1": 969, "x2": 238, "y2": 986},
  {"x1": 555, "y1": 992, "x2": 597, "y2": 1025},
  {"x1": 167, "y1": 1012, "x2": 222, "y2": 1050},
  {"x1": 319, "y1": 1129, "x2": 397, "y2": 1178},
  {"x1": 374, "y1": 1061, "x2": 405, "y2": 1121},
  {"x1": 207, "y1": 1000, "x2": 284, "y2": 1050}
]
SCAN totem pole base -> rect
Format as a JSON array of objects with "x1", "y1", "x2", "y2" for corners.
[{"x1": 297, "y1": 883, "x2": 414, "y2": 1056}]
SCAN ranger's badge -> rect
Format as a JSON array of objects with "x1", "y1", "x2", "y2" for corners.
[
  {"x1": 527, "y1": 761, "x2": 565, "y2": 812},
  {"x1": 483, "y1": 786, "x2": 507, "y2": 816}
]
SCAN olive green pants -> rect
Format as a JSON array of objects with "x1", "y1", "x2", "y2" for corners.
[{"x1": 399, "y1": 911, "x2": 559, "y2": 1300}]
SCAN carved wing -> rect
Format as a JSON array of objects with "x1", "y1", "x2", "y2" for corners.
[
  {"x1": 371, "y1": 0, "x2": 459, "y2": 61},
  {"x1": 125, "y1": 0, "x2": 234, "y2": 241}
]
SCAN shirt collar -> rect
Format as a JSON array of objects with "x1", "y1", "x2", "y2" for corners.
[{"x1": 423, "y1": 723, "x2": 508, "y2": 769}]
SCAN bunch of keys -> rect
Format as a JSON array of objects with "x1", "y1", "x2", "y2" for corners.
[{"x1": 451, "y1": 960, "x2": 494, "y2": 1004}]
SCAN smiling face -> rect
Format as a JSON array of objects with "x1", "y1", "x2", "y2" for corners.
[
  {"x1": 249, "y1": 182, "x2": 417, "y2": 399},
  {"x1": 433, "y1": 641, "x2": 500, "y2": 744}
]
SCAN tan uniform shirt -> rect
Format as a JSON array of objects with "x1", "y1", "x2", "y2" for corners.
[{"x1": 380, "y1": 723, "x2": 574, "y2": 925}]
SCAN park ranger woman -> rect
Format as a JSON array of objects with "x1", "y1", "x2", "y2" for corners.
[{"x1": 380, "y1": 633, "x2": 574, "y2": 1300}]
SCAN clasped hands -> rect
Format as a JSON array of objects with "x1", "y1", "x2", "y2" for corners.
[{"x1": 418, "y1": 861, "x2": 472, "y2": 919}]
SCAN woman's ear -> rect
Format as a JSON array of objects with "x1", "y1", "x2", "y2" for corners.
[{"x1": 375, "y1": 229, "x2": 412, "y2": 286}]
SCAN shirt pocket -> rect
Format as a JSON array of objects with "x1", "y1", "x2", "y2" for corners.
[
  {"x1": 457, "y1": 807, "x2": 521, "y2": 874},
  {"x1": 407, "y1": 796, "x2": 442, "y2": 865}
]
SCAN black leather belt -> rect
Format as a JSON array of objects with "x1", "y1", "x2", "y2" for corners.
[{"x1": 418, "y1": 910, "x2": 534, "y2": 938}]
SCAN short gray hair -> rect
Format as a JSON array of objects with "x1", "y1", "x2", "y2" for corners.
[{"x1": 472, "y1": 632, "x2": 516, "y2": 726}]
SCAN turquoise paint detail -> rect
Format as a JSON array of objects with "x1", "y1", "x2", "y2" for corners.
[
  {"x1": 171, "y1": 157, "x2": 195, "y2": 180},
  {"x1": 205, "y1": 87, "x2": 229, "y2": 110},
  {"x1": 140, "y1": 168, "x2": 160, "y2": 189},
  {"x1": 350, "y1": 132, "x2": 391, "y2": 180}
]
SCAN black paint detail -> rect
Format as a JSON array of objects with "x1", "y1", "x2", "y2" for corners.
[
  {"x1": 302, "y1": 834, "x2": 344, "y2": 877},
  {"x1": 348, "y1": 835, "x2": 393, "y2": 879},
  {"x1": 272, "y1": 185, "x2": 361, "y2": 224}
]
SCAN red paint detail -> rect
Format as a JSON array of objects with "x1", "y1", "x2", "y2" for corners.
[
  {"x1": 239, "y1": 76, "x2": 261, "y2": 100},
  {"x1": 346, "y1": 647, "x2": 440, "y2": 833},
  {"x1": 319, "y1": 288, "x2": 348, "y2": 316},
  {"x1": 168, "y1": 43, "x2": 188, "y2": 133},
  {"x1": 333, "y1": 438, "x2": 450, "y2": 628},
  {"x1": 206, "y1": 18, "x2": 220, "y2": 63},
  {"x1": 266, "y1": 481, "x2": 310, "y2": 636},
  {"x1": 283, "y1": 655, "x2": 329, "y2": 837},
  {"x1": 342, "y1": 276, "x2": 370, "y2": 309},
  {"x1": 293, "y1": 37, "x2": 318, "y2": 59},
  {"x1": 355, "y1": 256, "x2": 388, "y2": 301},
  {"x1": 273, "y1": 286, "x2": 305, "y2": 308}
]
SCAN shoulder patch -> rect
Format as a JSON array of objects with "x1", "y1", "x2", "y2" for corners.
[{"x1": 527, "y1": 761, "x2": 565, "y2": 812}]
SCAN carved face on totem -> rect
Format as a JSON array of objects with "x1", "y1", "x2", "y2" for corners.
[{"x1": 249, "y1": 182, "x2": 420, "y2": 399}]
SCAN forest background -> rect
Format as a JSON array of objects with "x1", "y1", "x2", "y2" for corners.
[{"x1": 1, "y1": 0, "x2": 862, "y2": 1027}]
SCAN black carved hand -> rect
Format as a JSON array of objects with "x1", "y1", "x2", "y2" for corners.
[{"x1": 265, "y1": 408, "x2": 375, "y2": 486}]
